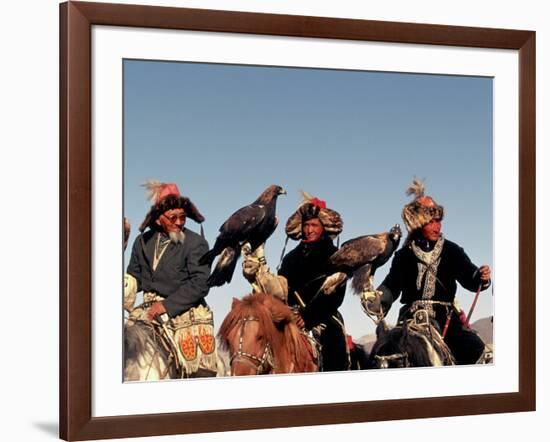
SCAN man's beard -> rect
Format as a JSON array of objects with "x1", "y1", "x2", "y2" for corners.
[{"x1": 168, "y1": 229, "x2": 185, "y2": 244}]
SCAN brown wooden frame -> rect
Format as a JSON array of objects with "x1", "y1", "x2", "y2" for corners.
[{"x1": 60, "y1": 1, "x2": 536, "y2": 440}]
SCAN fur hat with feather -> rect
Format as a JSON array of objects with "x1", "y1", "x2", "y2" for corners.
[
  {"x1": 401, "y1": 177, "x2": 444, "y2": 235},
  {"x1": 139, "y1": 180, "x2": 205, "y2": 232},
  {"x1": 285, "y1": 191, "x2": 343, "y2": 241}
]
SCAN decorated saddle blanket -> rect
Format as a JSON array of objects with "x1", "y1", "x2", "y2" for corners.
[
  {"x1": 170, "y1": 304, "x2": 218, "y2": 376},
  {"x1": 130, "y1": 293, "x2": 218, "y2": 377}
]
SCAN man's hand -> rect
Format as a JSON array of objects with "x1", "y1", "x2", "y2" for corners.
[
  {"x1": 478, "y1": 265, "x2": 491, "y2": 282},
  {"x1": 242, "y1": 254, "x2": 261, "y2": 283},
  {"x1": 360, "y1": 290, "x2": 384, "y2": 323},
  {"x1": 363, "y1": 294, "x2": 382, "y2": 315},
  {"x1": 147, "y1": 301, "x2": 167, "y2": 321},
  {"x1": 292, "y1": 311, "x2": 305, "y2": 329},
  {"x1": 366, "y1": 296, "x2": 382, "y2": 313}
]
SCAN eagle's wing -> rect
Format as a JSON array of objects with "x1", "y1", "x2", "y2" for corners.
[
  {"x1": 333, "y1": 234, "x2": 387, "y2": 267},
  {"x1": 219, "y1": 204, "x2": 266, "y2": 239},
  {"x1": 355, "y1": 234, "x2": 387, "y2": 262},
  {"x1": 261, "y1": 215, "x2": 278, "y2": 240}
]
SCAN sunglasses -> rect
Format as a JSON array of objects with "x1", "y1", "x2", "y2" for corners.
[{"x1": 163, "y1": 213, "x2": 186, "y2": 224}]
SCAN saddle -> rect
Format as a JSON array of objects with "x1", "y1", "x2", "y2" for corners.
[
  {"x1": 130, "y1": 294, "x2": 218, "y2": 377},
  {"x1": 400, "y1": 301, "x2": 456, "y2": 365}
]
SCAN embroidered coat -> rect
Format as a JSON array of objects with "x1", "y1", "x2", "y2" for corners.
[
  {"x1": 379, "y1": 237, "x2": 490, "y2": 326},
  {"x1": 126, "y1": 228, "x2": 211, "y2": 317},
  {"x1": 378, "y1": 237, "x2": 490, "y2": 365}
]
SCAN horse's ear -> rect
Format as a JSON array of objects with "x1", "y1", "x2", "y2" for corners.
[
  {"x1": 376, "y1": 320, "x2": 389, "y2": 338},
  {"x1": 231, "y1": 297, "x2": 240, "y2": 309}
]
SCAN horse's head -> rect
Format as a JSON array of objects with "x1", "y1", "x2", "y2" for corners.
[
  {"x1": 218, "y1": 294, "x2": 279, "y2": 375},
  {"x1": 218, "y1": 293, "x2": 317, "y2": 375},
  {"x1": 370, "y1": 319, "x2": 448, "y2": 368},
  {"x1": 370, "y1": 326, "x2": 410, "y2": 369},
  {"x1": 368, "y1": 320, "x2": 408, "y2": 368},
  {"x1": 232, "y1": 316, "x2": 274, "y2": 376}
]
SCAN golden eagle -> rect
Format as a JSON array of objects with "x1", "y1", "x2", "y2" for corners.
[
  {"x1": 199, "y1": 185, "x2": 286, "y2": 287},
  {"x1": 321, "y1": 224, "x2": 402, "y2": 295}
]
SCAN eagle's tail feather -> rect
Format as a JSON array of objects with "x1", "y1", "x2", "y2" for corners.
[
  {"x1": 207, "y1": 247, "x2": 240, "y2": 287},
  {"x1": 351, "y1": 264, "x2": 373, "y2": 294}
]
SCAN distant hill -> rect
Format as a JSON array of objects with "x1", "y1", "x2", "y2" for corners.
[
  {"x1": 355, "y1": 316, "x2": 493, "y2": 353},
  {"x1": 470, "y1": 316, "x2": 493, "y2": 345}
]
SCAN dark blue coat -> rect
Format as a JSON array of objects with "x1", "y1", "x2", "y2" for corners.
[{"x1": 127, "y1": 228, "x2": 211, "y2": 317}]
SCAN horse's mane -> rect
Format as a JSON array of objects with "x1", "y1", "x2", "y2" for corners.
[
  {"x1": 401, "y1": 326, "x2": 438, "y2": 366},
  {"x1": 218, "y1": 293, "x2": 312, "y2": 373}
]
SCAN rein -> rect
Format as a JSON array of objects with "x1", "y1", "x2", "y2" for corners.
[{"x1": 230, "y1": 316, "x2": 274, "y2": 375}]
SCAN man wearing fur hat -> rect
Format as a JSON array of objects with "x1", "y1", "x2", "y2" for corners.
[
  {"x1": 126, "y1": 180, "x2": 218, "y2": 377},
  {"x1": 277, "y1": 193, "x2": 350, "y2": 372},
  {"x1": 371, "y1": 179, "x2": 491, "y2": 365}
]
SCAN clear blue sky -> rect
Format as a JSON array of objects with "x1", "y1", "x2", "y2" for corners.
[{"x1": 123, "y1": 59, "x2": 493, "y2": 339}]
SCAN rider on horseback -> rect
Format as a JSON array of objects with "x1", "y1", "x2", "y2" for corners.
[
  {"x1": 125, "y1": 180, "x2": 219, "y2": 378},
  {"x1": 366, "y1": 179, "x2": 491, "y2": 365},
  {"x1": 243, "y1": 192, "x2": 350, "y2": 372}
]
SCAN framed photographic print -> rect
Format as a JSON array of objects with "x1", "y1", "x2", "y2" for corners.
[{"x1": 60, "y1": 1, "x2": 535, "y2": 440}]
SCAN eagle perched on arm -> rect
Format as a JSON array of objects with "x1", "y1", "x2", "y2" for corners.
[
  {"x1": 199, "y1": 185, "x2": 286, "y2": 287},
  {"x1": 320, "y1": 224, "x2": 402, "y2": 295}
]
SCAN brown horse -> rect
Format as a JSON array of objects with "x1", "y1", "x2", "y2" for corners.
[{"x1": 218, "y1": 293, "x2": 318, "y2": 375}]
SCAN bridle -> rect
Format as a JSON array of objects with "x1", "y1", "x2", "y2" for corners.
[
  {"x1": 374, "y1": 352, "x2": 410, "y2": 368},
  {"x1": 230, "y1": 316, "x2": 274, "y2": 375}
]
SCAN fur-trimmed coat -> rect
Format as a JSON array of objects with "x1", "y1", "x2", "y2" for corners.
[{"x1": 126, "y1": 228, "x2": 210, "y2": 317}]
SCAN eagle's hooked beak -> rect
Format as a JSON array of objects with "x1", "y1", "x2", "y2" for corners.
[{"x1": 279, "y1": 188, "x2": 287, "y2": 196}]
